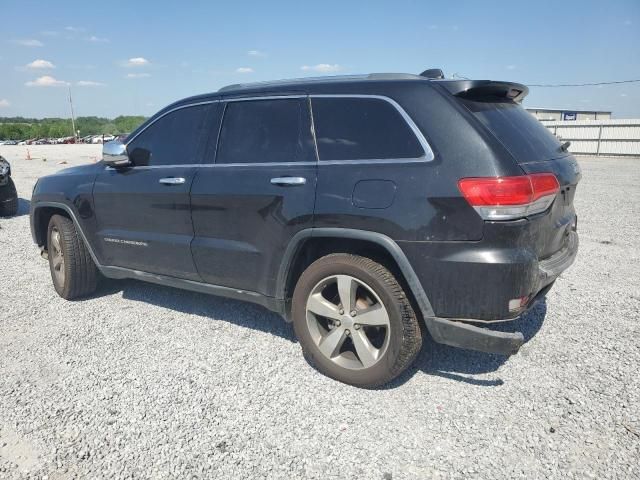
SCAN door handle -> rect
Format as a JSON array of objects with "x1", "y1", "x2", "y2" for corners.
[
  {"x1": 159, "y1": 177, "x2": 186, "y2": 185},
  {"x1": 270, "y1": 176, "x2": 307, "y2": 186}
]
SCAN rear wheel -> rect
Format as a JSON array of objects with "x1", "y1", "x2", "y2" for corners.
[
  {"x1": 292, "y1": 254, "x2": 422, "y2": 388},
  {"x1": 47, "y1": 214, "x2": 98, "y2": 299}
]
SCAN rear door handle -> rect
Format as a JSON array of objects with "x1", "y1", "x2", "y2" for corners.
[
  {"x1": 270, "y1": 177, "x2": 307, "y2": 186},
  {"x1": 159, "y1": 177, "x2": 186, "y2": 185}
]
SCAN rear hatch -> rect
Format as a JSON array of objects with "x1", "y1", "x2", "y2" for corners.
[{"x1": 441, "y1": 80, "x2": 581, "y2": 259}]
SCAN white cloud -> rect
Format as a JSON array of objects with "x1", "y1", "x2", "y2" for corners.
[
  {"x1": 41, "y1": 30, "x2": 59, "y2": 37},
  {"x1": 25, "y1": 75, "x2": 68, "y2": 87},
  {"x1": 15, "y1": 39, "x2": 44, "y2": 47},
  {"x1": 77, "y1": 80, "x2": 106, "y2": 87},
  {"x1": 248, "y1": 50, "x2": 267, "y2": 57},
  {"x1": 428, "y1": 24, "x2": 438, "y2": 30},
  {"x1": 87, "y1": 35, "x2": 109, "y2": 43},
  {"x1": 0, "y1": 99, "x2": 10, "y2": 108},
  {"x1": 506, "y1": 65, "x2": 517, "y2": 70},
  {"x1": 300, "y1": 64, "x2": 341, "y2": 73},
  {"x1": 26, "y1": 59, "x2": 55, "y2": 69},
  {"x1": 126, "y1": 73, "x2": 151, "y2": 78},
  {"x1": 236, "y1": 67, "x2": 254, "y2": 73},
  {"x1": 65, "y1": 26, "x2": 85, "y2": 32},
  {"x1": 125, "y1": 57, "x2": 150, "y2": 67},
  {"x1": 620, "y1": 93, "x2": 628, "y2": 97},
  {"x1": 624, "y1": 19, "x2": 632, "y2": 26}
]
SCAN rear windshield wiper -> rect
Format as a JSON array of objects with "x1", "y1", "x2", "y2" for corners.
[{"x1": 560, "y1": 141, "x2": 571, "y2": 152}]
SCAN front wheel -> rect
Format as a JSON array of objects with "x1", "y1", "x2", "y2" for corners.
[
  {"x1": 47, "y1": 214, "x2": 98, "y2": 299},
  {"x1": 292, "y1": 254, "x2": 422, "y2": 388}
]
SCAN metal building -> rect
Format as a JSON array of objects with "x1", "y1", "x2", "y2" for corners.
[{"x1": 526, "y1": 107, "x2": 612, "y2": 122}]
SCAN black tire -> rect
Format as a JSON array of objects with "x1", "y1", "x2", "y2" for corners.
[
  {"x1": 0, "y1": 178, "x2": 18, "y2": 217},
  {"x1": 292, "y1": 254, "x2": 422, "y2": 388},
  {"x1": 47, "y1": 214, "x2": 98, "y2": 299}
]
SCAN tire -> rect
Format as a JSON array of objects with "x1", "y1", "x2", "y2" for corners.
[
  {"x1": 0, "y1": 178, "x2": 18, "y2": 217},
  {"x1": 47, "y1": 214, "x2": 98, "y2": 299},
  {"x1": 292, "y1": 254, "x2": 422, "y2": 388}
]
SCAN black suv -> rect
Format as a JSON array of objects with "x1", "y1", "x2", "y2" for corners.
[
  {"x1": 30, "y1": 71, "x2": 580, "y2": 387},
  {"x1": 0, "y1": 155, "x2": 18, "y2": 216}
]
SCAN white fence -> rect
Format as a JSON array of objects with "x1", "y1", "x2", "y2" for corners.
[{"x1": 542, "y1": 119, "x2": 640, "y2": 157}]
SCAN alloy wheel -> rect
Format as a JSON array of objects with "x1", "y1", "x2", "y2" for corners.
[
  {"x1": 50, "y1": 226, "x2": 65, "y2": 286},
  {"x1": 305, "y1": 274, "x2": 391, "y2": 370}
]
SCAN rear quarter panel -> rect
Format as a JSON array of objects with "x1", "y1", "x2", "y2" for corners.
[{"x1": 312, "y1": 82, "x2": 522, "y2": 241}]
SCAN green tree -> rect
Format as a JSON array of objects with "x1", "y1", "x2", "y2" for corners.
[{"x1": 0, "y1": 116, "x2": 148, "y2": 140}]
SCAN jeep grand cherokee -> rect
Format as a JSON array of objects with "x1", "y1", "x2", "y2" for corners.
[{"x1": 30, "y1": 70, "x2": 580, "y2": 387}]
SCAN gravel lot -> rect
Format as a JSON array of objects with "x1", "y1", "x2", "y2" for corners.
[{"x1": 1, "y1": 145, "x2": 639, "y2": 479}]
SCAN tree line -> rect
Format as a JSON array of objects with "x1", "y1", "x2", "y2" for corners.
[{"x1": 0, "y1": 116, "x2": 147, "y2": 140}]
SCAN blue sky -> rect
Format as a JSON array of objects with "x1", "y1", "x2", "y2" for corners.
[{"x1": 1, "y1": 0, "x2": 639, "y2": 118}]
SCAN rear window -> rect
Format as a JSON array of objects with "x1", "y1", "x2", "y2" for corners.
[
  {"x1": 459, "y1": 98, "x2": 565, "y2": 163},
  {"x1": 311, "y1": 97, "x2": 424, "y2": 161}
]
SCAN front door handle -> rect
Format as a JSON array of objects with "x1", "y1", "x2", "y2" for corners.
[
  {"x1": 270, "y1": 176, "x2": 307, "y2": 186},
  {"x1": 159, "y1": 177, "x2": 186, "y2": 185}
]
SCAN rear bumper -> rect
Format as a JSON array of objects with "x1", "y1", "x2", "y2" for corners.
[
  {"x1": 428, "y1": 317, "x2": 524, "y2": 355},
  {"x1": 404, "y1": 231, "x2": 579, "y2": 355},
  {"x1": 538, "y1": 230, "x2": 578, "y2": 288},
  {"x1": 400, "y1": 228, "x2": 579, "y2": 321}
]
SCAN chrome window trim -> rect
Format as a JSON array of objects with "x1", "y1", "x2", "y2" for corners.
[
  {"x1": 316, "y1": 158, "x2": 430, "y2": 166},
  {"x1": 105, "y1": 162, "x2": 317, "y2": 171},
  {"x1": 124, "y1": 100, "x2": 218, "y2": 147},
  {"x1": 309, "y1": 94, "x2": 435, "y2": 163},
  {"x1": 203, "y1": 161, "x2": 317, "y2": 168},
  {"x1": 114, "y1": 93, "x2": 435, "y2": 169}
]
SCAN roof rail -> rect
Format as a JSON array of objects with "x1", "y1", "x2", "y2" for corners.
[{"x1": 217, "y1": 73, "x2": 425, "y2": 92}]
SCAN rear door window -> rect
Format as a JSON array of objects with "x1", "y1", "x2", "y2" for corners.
[
  {"x1": 459, "y1": 98, "x2": 566, "y2": 163},
  {"x1": 216, "y1": 98, "x2": 315, "y2": 164},
  {"x1": 311, "y1": 97, "x2": 424, "y2": 161}
]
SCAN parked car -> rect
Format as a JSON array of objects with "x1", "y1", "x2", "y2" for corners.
[
  {"x1": 0, "y1": 155, "x2": 18, "y2": 216},
  {"x1": 29, "y1": 70, "x2": 580, "y2": 387}
]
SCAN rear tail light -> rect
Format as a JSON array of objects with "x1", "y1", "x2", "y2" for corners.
[{"x1": 458, "y1": 173, "x2": 560, "y2": 220}]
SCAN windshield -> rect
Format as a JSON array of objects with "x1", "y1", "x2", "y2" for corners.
[{"x1": 459, "y1": 97, "x2": 567, "y2": 163}]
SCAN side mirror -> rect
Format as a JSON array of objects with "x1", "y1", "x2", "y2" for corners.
[{"x1": 103, "y1": 140, "x2": 131, "y2": 167}]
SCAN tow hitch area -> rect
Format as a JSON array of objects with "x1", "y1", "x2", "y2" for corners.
[{"x1": 426, "y1": 317, "x2": 524, "y2": 356}]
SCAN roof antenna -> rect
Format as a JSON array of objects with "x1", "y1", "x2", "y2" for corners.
[{"x1": 419, "y1": 68, "x2": 445, "y2": 79}]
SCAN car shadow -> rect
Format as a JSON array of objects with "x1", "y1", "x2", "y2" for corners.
[
  {"x1": 16, "y1": 198, "x2": 31, "y2": 217},
  {"x1": 91, "y1": 278, "x2": 547, "y2": 389},
  {"x1": 0, "y1": 198, "x2": 30, "y2": 218},
  {"x1": 95, "y1": 277, "x2": 297, "y2": 341},
  {"x1": 384, "y1": 300, "x2": 548, "y2": 389}
]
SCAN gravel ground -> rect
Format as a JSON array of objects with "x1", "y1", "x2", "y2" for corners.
[{"x1": 1, "y1": 145, "x2": 639, "y2": 479}]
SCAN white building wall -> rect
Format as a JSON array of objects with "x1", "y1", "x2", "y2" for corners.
[{"x1": 543, "y1": 119, "x2": 640, "y2": 156}]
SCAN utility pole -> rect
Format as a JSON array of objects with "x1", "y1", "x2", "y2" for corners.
[{"x1": 68, "y1": 86, "x2": 77, "y2": 139}]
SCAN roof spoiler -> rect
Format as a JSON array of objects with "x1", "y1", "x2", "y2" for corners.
[{"x1": 440, "y1": 80, "x2": 529, "y2": 103}]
